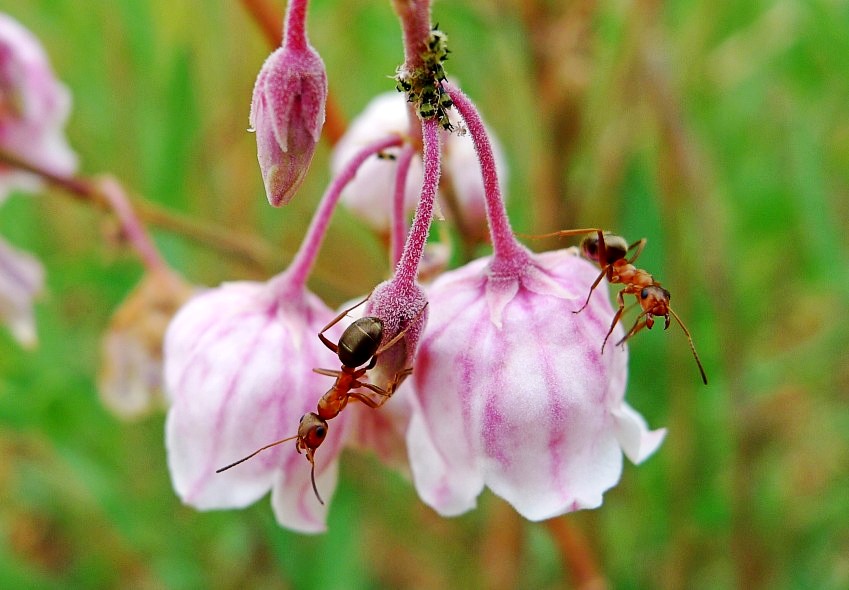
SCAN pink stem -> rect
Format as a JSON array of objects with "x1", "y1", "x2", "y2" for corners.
[
  {"x1": 444, "y1": 82, "x2": 528, "y2": 273},
  {"x1": 282, "y1": 0, "x2": 309, "y2": 51},
  {"x1": 393, "y1": 117, "x2": 441, "y2": 289},
  {"x1": 275, "y1": 134, "x2": 404, "y2": 294},
  {"x1": 392, "y1": 0, "x2": 432, "y2": 73},
  {"x1": 97, "y1": 178, "x2": 169, "y2": 273},
  {"x1": 391, "y1": 145, "x2": 416, "y2": 267}
]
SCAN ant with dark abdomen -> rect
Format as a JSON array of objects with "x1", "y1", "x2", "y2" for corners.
[{"x1": 524, "y1": 228, "x2": 707, "y2": 385}]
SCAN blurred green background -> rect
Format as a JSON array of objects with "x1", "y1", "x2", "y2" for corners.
[{"x1": 1, "y1": 0, "x2": 848, "y2": 588}]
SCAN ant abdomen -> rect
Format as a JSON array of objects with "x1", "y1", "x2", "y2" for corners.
[{"x1": 337, "y1": 316, "x2": 384, "y2": 368}]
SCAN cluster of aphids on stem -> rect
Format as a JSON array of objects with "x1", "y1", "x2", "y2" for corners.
[
  {"x1": 395, "y1": 26, "x2": 453, "y2": 130},
  {"x1": 217, "y1": 297, "x2": 425, "y2": 504},
  {"x1": 526, "y1": 228, "x2": 708, "y2": 385}
]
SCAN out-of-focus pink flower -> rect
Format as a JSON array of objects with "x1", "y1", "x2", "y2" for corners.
[
  {"x1": 331, "y1": 92, "x2": 507, "y2": 236},
  {"x1": 164, "y1": 274, "x2": 345, "y2": 533},
  {"x1": 249, "y1": 41, "x2": 326, "y2": 207},
  {"x1": 0, "y1": 13, "x2": 77, "y2": 197},
  {"x1": 99, "y1": 270, "x2": 194, "y2": 420},
  {"x1": 0, "y1": 235, "x2": 43, "y2": 347},
  {"x1": 406, "y1": 247, "x2": 666, "y2": 521}
]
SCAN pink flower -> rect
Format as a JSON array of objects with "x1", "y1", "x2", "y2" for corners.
[
  {"x1": 99, "y1": 270, "x2": 194, "y2": 420},
  {"x1": 0, "y1": 13, "x2": 77, "y2": 197},
  {"x1": 331, "y1": 92, "x2": 507, "y2": 236},
  {"x1": 249, "y1": 9, "x2": 326, "y2": 207},
  {"x1": 164, "y1": 274, "x2": 346, "y2": 533},
  {"x1": 406, "y1": 248, "x2": 666, "y2": 520},
  {"x1": 0, "y1": 235, "x2": 43, "y2": 347}
]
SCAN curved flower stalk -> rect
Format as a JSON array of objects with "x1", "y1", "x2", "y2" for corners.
[
  {"x1": 249, "y1": 0, "x2": 327, "y2": 206},
  {"x1": 406, "y1": 82, "x2": 666, "y2": 520},
  {"x1": 361, "y1": 117, "x2": 441, "y2": 391},
  {"x1": 96, "y1": 177, "x2": 195, "y2": 419},
  {"x1": 331, "y1": 91, "x2": 508, "y2": 240},
  {"x1": 165, "y1": 134, "x2": 403, "y2": 533},
  {"x1": 0, "y1": 13, "x2": 77, "y2": 198}
]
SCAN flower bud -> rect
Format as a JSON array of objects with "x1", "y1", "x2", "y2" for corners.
[
  {"x1": 164, "y1": 277, "x2": 345, "y2": 533},
  {"x1": 406, "y1": 248, "x2": 666, "y2": 520},
  {"x1": 363, "y1": 278, "x2": 429, "y2": 393},
  {"x1": 0, "y1": 236, "x2": 44, "y2": 347},
  {"x1": 249, "y1": 43, "x2": 327, "y2": 206},
  {"x1": 0, "y1": 14, "x2": 77, "y2": 196},
  {"x1": 98, "y1": 270, "x2": 194, "y2": 419}
]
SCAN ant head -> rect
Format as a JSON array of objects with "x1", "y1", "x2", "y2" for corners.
[
  {"x1": 297, "y1": 412, "x2": 329, "y2": 505},
  {"x1": 639, "y1": 285, "x2": 671, "y2": 318},
  {"x1": 297, "y1": 412, "x2": 329, "y2": 454}
]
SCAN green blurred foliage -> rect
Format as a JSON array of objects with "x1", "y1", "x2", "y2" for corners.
[{"x1": 1, "y1": 0, "x2": 848, "y2": 588}]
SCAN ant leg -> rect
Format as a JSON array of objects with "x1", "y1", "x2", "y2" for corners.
[
  {"x1": 313, "y1": 367, "x2": 343, "y2": 378},
  {"x1": 617, "y1": 315, "x2": 648, "y2": 347},
  {"x1": 601, "y1": 289, "x2": 627, "y2": 353},
  {"x1": 574, "y1": 266, "x2": 609, "y2": 314},
  {"x1": 317, "y1": 294, "x2": 372, "y2": 353},
  {"x1": 626, "y1": 238, "x2": 646, "y2": 264},
  {"x1": 346, "y1": 390, "x2": 383, "y2": 409},
  {"x1": 516, "y1": 227, "x2": 604, "y2": 241},
  {"x1": 358, "y1": 367, "x2": 414, "y2": 407}
]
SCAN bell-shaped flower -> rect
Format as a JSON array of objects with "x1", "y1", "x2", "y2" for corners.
[
  {"x1": 164, "y1": 273, "x2": 346, "y2": 533},
  {"x1": 0, "y1": 13, "x2": 77, "y2": 197},
  {"x1": 249, "y1": 34, "x2": 327, "y2": 206},
  {"x1": 0, "y1": 235, "x2": 44, "y2": 347},
  {"x1": 406, "y1": 247, "x2": 666, "y2": 521},
  {"x1": 331, "y1": 91, "x2": 507, "y2": 237},
  {"x1": 99, "y1": 269, "x2": 194, "y2": 419}
]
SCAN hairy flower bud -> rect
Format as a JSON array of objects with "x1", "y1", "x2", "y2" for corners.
[
  {"x1": 249, "y1": 42, "x2": 327, "y2": 206},
  {"x1": 363, "y1": 278, "x2": 429, "y2": 394},
  {"x1": 0, "y1": 14, "x2": 76, "y2": 196},
  {"x1": 164, "y1": 276, "x2": 345, "y2": 533},
  {"x1": 0, "y1": 236, "x2": 44, "y2": 347},
  {"x1": 406, "y1": 248, "x2": 666, "y2": 520}
]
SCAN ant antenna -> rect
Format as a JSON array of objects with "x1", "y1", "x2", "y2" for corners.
[
  {"x1": 215, "y1": 433, "x2": 326, "y2": 506},
  {"x1": 215, "y1": 434, "x2": 299, "y2": 473},
  {"x1": 668, "y1": 308, "x2": 708, "y2": 385},
  {"x1": 308, "y1": 457, "x2": 324, "y2": 505}
]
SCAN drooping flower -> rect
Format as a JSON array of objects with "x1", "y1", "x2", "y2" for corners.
[
  {"x1": 249, "y1": 0, "x2": 327, "y2": 206},
  {"x1": 99, "y1": 269, "x2": 194, "y2": 419},
  {"x1": 0, "y1": 235, "x2": 43, "y2": 347},
  {"x1": 404, "y1": 82, "x2": 665, "y2": 521},
  {"x1": 0, "y1": 13, "x2": 77, "y2": 197},
  {"x1": 165, "y1": 132, "x2": 407, "y2": 533},
  {"x1": 164, "y1": 274, "x2": 345, "y2": 533},
  {"x1": 407, "y1": 248, "x2": 666, "y2": 520},
  {"x1": 331, "y1": 91, "x2": 508, "y2": 237},
  {"x1": 0, "y1": 14, "x2": 76, "y2": 347}
]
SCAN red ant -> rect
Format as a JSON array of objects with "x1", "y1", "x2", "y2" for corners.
[
  {"x1": 216, "y1": 297, "x2": 425, "y2": 503},
  {"x1": 526, "y1": 228, "x2": 707, "y2": 385}
]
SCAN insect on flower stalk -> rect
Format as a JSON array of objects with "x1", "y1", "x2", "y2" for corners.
[{"x1": 405, "y1": 82, "x2": 666, "y2": 520}]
